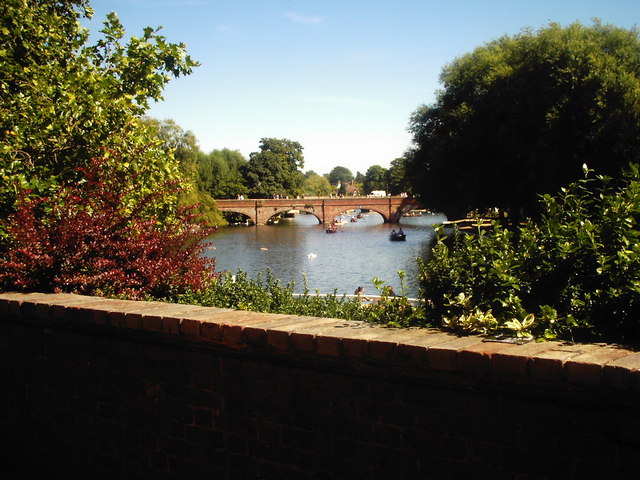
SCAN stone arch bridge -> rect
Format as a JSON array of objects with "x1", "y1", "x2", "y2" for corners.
[{"x1": 215, "y1": 196, "x2": 425, "y2": 225}]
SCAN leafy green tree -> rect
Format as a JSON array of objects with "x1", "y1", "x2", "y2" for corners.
[
  {"x1": 408, "y1": 21, "x2": 640, "y2": 220},
  {"x1": 199, "y1": 149, "x2": 248, "y2": 199},
  {"x1": 141, "y1": 118, "x2": 225, "y2": 226},
  {"x1": 363, "y1": 165, "x2": 388, "y2": 194},
  {"x1": 387, "y1": 157, "x2": 411, "y2": 195},
  {"x1": 303, "y1": 173, "x2": 333, "y2": 197},
  {"x1": 0, "y1": 1, "x2": 213, "y2": 296},
  {"x1": 242, "y1": 138, "x2": 305, "y2": 198},
  {"x1": 328, "y1": 166, "x2": 354, "y2": 186},
  {"x1": 0, "y1": 0, "x2": 198, "y2": 234}
]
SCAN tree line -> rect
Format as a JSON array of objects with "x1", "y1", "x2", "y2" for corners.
[{"x1": 142, "y1": 117, "x2": 414, "y2": 225}]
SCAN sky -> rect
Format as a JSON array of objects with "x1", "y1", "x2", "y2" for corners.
[{"x1": 86, "y1": 0, "x2": 640, "y2": 176}]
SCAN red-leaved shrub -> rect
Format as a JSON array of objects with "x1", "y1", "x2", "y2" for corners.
[{"x1": 0, "y1": 155, "x2": 216, "y2": 299}]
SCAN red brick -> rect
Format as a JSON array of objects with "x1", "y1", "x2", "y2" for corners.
[
  {"x1": 289, "y1": 331, "x2": 314, "y2": 352},
  {"x1": 163, "y1": 317, "x2": 181, "y2": 335},
  {"x1": 109, "y1": 311, "x2": 127, "y2": 328},
  {"x1": 242, "y1": 326, "x2": 267, "y2": 346},
  {"x1": 125, "y1": 312, "x2": 143, "y2": 330},
  {"x1": 201, "y1": 322, "x2": 222, "y2": 342},
  {"x1": 266, "y1": 329, "x2": 290, "y2": 351},
  {"x1": 315, "y1": 335, "x2": 342, "y2": 357},
  {"x1": 341, "y1": 337, "x2": 369, "y2": 358},
  {"x1": 492, "y1": 341, "x2": 560, "y2": 378},
  {"x1": 368, "y1": 328, "x2": 432, "y2": 362},
  {"x1": 529, "y1": 344, "x2": 590, "y2": 382},
  {"x1": 181, "y1": 319, "x2": 201, "y2": 338},
  {"x1": 221, "y1": 324, "x2": 244, "y2": 346},
  {"x1": 426, "y1": 336, "x2": 486, "y2": 371},
  {"x1": 458, "y1": 341, "x2": 522, "y2": 375},
  {"x1": 141, "y1": 315, "x2": 163, "y2": 332},
  {"x1": 603, "y1": 352, "x2": 640, "y2": 389},
  {"x1": 565, "y1": 346, "x2": 632, "y2": 386}
]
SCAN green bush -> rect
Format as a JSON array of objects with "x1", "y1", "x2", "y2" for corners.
[
  {"x1": 163, "y1": 269, "x2": 427, "y2": 328},
  {"x1": 420, "y1": 164, "x2": 640, "y2": 344}
]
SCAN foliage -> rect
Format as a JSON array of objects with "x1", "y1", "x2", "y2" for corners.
[
  {"x1": 166, "y1": 270, "x2": 427, "y2": 328},
  {"x1": 0, "y1": 0, "x2": 198, "y2": 238},
  {"x1": 386, "y1": 157, "x2": 412, "y2": 195},
  {"x1": 141, "y1": 118, "x2": 226, "y2": 226},
  {"x1": 198, "y1": 149, "x2": 248, "y2": 199},
  {"x1": 242, "y1": 138, "x2": 305, "y2": 198},
  {"x1": 363, "y1": 165, "x2": 388, "y2": 194},
  {"x1": 408, "y1": 21, "x2": 640, "y2": 220},
  {"x1": 328, "y1": 166, "x2": 354, "y2": 186},
  {"x1": 420, "y1": 164, "x2": 640, "y2": 343},
  {"x1": 0, "y1": 155, "x2": 216, "y2": 299},
  {"x1": 303, "y1": 173, "x2": 333, "y2": 197}
]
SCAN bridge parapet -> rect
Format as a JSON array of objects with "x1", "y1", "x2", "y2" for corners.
[{"x1": 215, "y1": 196, "x2": 425, "y2": 225}]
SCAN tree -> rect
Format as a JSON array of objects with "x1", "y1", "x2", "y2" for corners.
[
  {"x1": 199, "y1": 149, "x2": 248, "y2": 199},
  {"x1": 408, "y1": 21, "x2": 640, "y2": 220},
  {"x1": 387, "y1": 157, "x2": 411, "y2": 195},
  {"x1": 141, "y1": 118, "x2": 227, "y2": 226},
  {"x1": 242, "y1": 138, "x2": 305, "y2": 198},
  {"x1": 363, "y1": 165, "x2": 388, "y2": 194},
  {"x1": 303, "y1": 173, "x2": 333, "y2": 197},
  {"x1": 0, "y1": 0, "x2": 212, "y2": 295},
  {"x1": 0, "y1": 0, "x2": 198, "y2": 235},
  {"x1": 328, "y1": 166, "x2": 354, "y2": 186}
]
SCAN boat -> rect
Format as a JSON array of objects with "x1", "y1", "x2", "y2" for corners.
[
  {"x1": 389, "y1": 231, "x2": 406, "y2": 241},
  {"x1": 326, "y1": 225, "x2": 339, "y2": 233}
]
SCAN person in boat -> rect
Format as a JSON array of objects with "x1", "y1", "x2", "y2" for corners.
[
  {"x1": 398, "y1": 228, "x2": 404, "y2": 236},
  {"x1": 385, "y1": 286, "x2": 397, "y2": 297},
  {"x1": 391, "y1": 229, "x2": 397, "y2": 235},
  {"x1": 355, "y1": 286, "x2": 364, "y2": 296}
]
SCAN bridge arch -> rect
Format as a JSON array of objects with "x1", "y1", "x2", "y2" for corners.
[
  {"x1": 265, "y1": 207, "x2": 322, "y2": 225},
  {"x1": 220, "y1": 209, "x2": 256, "y2": 225},
  {"x1": 332, "y1": 207, "x2": 389, "y2": 223}
]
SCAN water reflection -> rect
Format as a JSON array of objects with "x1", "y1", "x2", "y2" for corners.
[{"x1": 204, "y1": 211, "x2": 446, "y2": 298}]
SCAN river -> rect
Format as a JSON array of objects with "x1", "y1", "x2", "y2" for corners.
[{"x1": 202, "y1": 211, "x2": 447, "y2": 299}]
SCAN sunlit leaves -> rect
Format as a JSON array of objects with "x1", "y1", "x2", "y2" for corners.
[
  {"x1": 0, "y1": 0, "x2": 198, "y2": 230},
  {"x1": 420, "y1": 164, "x2": 640, "y2": 343}
]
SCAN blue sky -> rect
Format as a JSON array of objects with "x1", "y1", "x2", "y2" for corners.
[{"x1": 87, "y1": 0, "x2": 640, "y2": 175}]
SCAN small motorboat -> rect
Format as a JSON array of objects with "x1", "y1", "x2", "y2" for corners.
[
  {"x1": 326, "y1": 225, "x2": 338, "y2": 233},
  {"x1": 389, "y1": 231, "x2": 406, "y2": 241}
]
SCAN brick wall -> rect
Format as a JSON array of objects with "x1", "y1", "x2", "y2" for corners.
[{"x1": 1, "y1": 292, "x2": 639, "y2": 479}]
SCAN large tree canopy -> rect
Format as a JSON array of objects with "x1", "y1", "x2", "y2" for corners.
[
  {"x1": 328, "y1": 166, "x2": 354, "y2": 186},
  {"x1": 363, "y1": 165, "x2": 388, "y2": 194},
  {"x1": 0, "y1": 0, "x2": 198, "y2": 227},
  {"x1": 408, "y1": 21, "x2": 640, "y2": 219},
  {"x1": 242, "y1": 138, "x2": 305, "y2": 198}
]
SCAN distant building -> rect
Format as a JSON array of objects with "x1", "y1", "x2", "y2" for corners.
[
  {"x1": 335, "y1": 180, "x2": 360, "y2": 196},
  {"x1": 345, "y1": 180, "x2": 359, "y2": 196}
]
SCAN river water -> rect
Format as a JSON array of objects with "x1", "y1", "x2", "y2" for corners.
[{"x1": 202, "y1": 211, "x2": 447, "y2": 298}]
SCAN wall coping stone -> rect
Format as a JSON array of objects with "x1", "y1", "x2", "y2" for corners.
[{"x1": 2, "y1": 291, "x2": 639, "y2": 392}]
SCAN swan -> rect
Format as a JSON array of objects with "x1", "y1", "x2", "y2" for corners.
[{"x1": 307, "y1": 253, "x2": 317, "y2": 258}]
